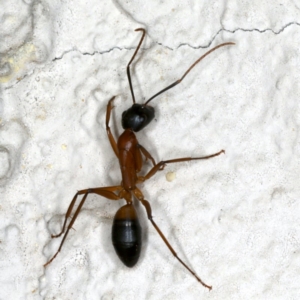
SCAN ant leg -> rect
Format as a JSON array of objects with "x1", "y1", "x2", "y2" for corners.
[
  {"x1": 106, "y1": 97, "x2": 119, "y2": 158},
  {"x1": 134, "y1": 144, "x2": 156, "y2": 174},
  {"x1": 52, "y1": 186, "x2": 124, "y2": 239},
  {"x1": 44, "y1": 186, "x2": 124, "y2": 267},
  {"x1": 138, "y1": 144, "x2": 156, "y2": 166},
  {"x1": 139, "y1": 149, "x2": 225, "y2": 182},
  {"x1": 133, "y1": 188, "x2": 212, "y2": 290}
]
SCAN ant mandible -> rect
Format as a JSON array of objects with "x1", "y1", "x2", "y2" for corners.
[{"x1": 44, "y1": 28, "x2": 234, "y2": 290}]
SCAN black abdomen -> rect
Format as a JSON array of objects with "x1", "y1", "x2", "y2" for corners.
[{"x1": 112, "y1": 204, "x2": 142, "y2": 267}]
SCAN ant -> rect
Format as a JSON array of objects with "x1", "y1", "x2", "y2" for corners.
[{"x1": 44, "y1": 28, "x2": 234, "y2": 290}]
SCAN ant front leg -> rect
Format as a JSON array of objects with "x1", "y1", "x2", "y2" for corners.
[
  {"x1": 138, "y1": 149, "x2": 225, "y2": 182},
  {"x1": 44, "y1": 185, "x2": 124, "y2": 267},
  {"x1": 106, "y1": 96, "x2": 119, "y2": 158}
]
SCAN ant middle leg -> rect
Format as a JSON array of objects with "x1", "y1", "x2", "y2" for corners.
[
  {"x1": 51, "y1": 186, "x2": 124, "y2": 239},
  {"x1": 44, "y1": 185, "x2": 124, "y2": 267},
  {"x1": 138, "y1": 149, "x2": 225, "y2": 182}
]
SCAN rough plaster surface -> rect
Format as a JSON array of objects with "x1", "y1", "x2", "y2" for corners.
[{"x1": 1, "y1": 1, "x2": 300, "y2": 299}]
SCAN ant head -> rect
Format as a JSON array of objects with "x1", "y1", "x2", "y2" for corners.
[{"x1": 122, "y1": 103, "x2": 155, "y2": 132}]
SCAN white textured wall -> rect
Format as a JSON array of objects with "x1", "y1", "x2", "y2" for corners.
[{"x1": 1, "y1": 1, "x2": 300, "y2": 299}]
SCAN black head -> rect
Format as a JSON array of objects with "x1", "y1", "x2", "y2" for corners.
[{"x1": 122, "y1": 103, "x2": 155, "y2": 132}]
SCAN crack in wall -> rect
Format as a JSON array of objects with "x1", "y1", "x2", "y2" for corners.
[
  {"x1": 52, "y1": 46, "x2": 125, "y2": 61},
  {"x1": 3, "y1": 22, "x2": 300, "y2": 89},
  {"x1": 52, "y1": 22, "x2": 300, "y2": 62}
]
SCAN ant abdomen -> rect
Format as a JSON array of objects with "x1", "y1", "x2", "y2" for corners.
[{"x1": 112, "y1": 204, "x2": 142, "y2": 267}]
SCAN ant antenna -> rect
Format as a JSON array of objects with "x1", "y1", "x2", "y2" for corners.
[
  {"x1": 127, "y1": 28, "x2": 146, "y2": 104},
  {"x1": 144, "y1": 42, "x2": 235, "y2": 106}
]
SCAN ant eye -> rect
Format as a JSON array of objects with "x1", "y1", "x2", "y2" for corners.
[{"x1": 122, "y1": 104, "x2": 155, "y2": 132}]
